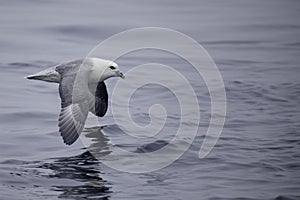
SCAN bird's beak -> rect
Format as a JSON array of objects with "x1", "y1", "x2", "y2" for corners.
[{"x1": 118, "y1": 71, "x2": 125, "y2": 79}]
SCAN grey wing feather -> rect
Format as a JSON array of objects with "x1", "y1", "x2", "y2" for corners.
[
  {"x1": 55, "y1": 59, "x2": 83, "y2": 77},
  {"x1": 58, "y1": 103, "x2": 89, "y2": 145},
  {"x1": 58, "y1": 68, "x2": 89, "y2": 145}
]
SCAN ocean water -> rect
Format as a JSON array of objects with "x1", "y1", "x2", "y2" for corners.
[{"x1": 1, "y1": 0, "x2": 300, "y2": 199}]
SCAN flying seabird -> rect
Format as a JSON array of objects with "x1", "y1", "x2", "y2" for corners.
[{"x1": 26, "y1": 57, "x2": 125, "y2": 145}]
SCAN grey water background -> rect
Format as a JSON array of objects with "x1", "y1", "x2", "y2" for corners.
[{"x1": 0, "y1": 0, "x2": 300, "y2": 199}]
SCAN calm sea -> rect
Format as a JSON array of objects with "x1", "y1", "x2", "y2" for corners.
[{"x1": 0, "y1": 0, "x2": 300, "y2": 199}]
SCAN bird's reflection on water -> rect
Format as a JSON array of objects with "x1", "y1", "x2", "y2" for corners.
[
  {"x1": 26, "y1": 126, "x2": 169, "y2": 199},
  {"x1": 38, "y1": 126, "x2": 112, "y2": 199},
  {"x1": 84, "y1": 126, "x2": 112, "y2": 158}
]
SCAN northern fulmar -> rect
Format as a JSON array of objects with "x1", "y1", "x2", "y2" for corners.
[{"x1": 26, "y1": 57, "x2": 125, "y2": 145}]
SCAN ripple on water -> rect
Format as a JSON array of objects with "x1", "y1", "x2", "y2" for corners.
[{"x1": 0, "y1": 152, "x2": 111, "y2": 200}]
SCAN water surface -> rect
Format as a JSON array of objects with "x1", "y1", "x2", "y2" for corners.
[{"x1": 0, "y1": 0, "x2": 300, "y2": 199}]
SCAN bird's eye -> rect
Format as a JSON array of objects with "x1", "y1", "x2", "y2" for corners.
[{"x1": 109, "y1": 66, "x2": 116, "y2": 70}]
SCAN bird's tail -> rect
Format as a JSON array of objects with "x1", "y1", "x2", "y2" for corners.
[{"x1": 26, "y1": 67, "x2": 60, "y2": 83}]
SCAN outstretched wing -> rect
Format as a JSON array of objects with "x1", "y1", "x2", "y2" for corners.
[
  {"x1": 58, "y1": 73, "x2": 89, "y2": 145},
  {"x1": 88, "y1": 82, "x2": 108, "y2": 117}
]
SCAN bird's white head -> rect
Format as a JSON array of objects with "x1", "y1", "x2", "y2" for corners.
[{"x1": 87, "y1": 57, "x2": 125, "y2": 83}]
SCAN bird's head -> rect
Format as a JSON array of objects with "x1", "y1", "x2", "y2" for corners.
[{"x1": 87, "y1": 57, "x2": 125, "y2": 83}]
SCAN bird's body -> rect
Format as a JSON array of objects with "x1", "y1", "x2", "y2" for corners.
[{"x1": 27, "y1": 57, "x2": 125, "y2": 145}]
